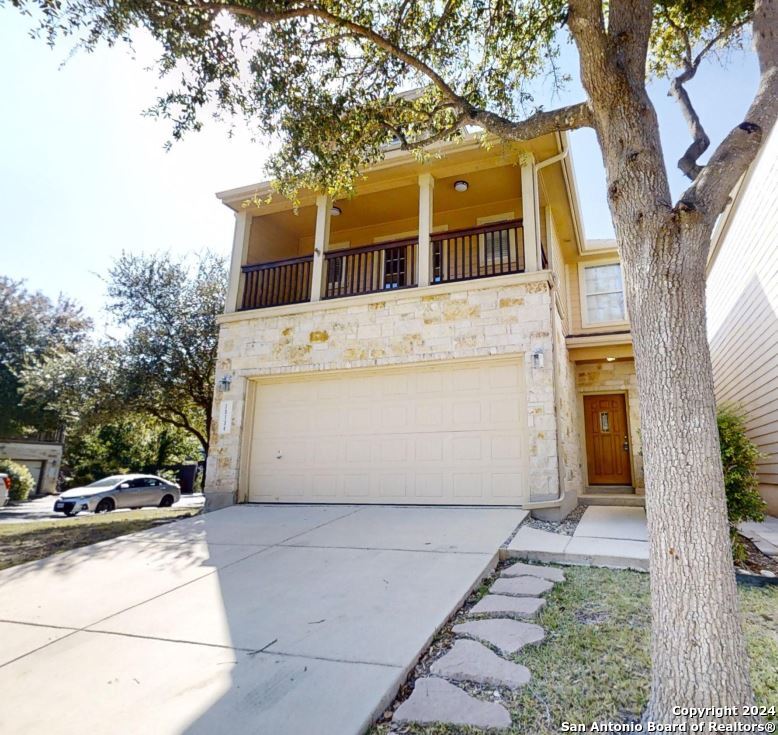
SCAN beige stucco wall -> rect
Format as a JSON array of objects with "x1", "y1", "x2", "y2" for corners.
[
  {"x1": 207, "y1": 272, "x2": 563, "y2": 506},
  {"x1": 0, "y1": 442, "x2": 62, "y2": 495},
  {"x1": 574, "y1": 360, "x2": 644, "y2": 490}
]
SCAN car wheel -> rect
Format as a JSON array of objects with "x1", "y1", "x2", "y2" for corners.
[
  {"x1": 159, "y1": 494, "x2": 175, "y2": 508},
  {"x1": 95, "y1": 498, "x2": 115, "y2": 513}
]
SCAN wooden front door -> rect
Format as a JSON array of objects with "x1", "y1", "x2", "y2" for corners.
[{"x1": 584, "y1": 394, "x2": 632, "y2": 485}]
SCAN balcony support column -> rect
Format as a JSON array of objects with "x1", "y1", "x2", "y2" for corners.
[
  {"x1": 417, "y1": 173, "x2": 435, "y2": 287},
  {"x1": 225, "y1": 210, "x2": 252, "y2": 313},
  {"x1": 520, "y1": 153, "x2": 540, "y2": 272},
  {"x1": 311, "y1": 194, "x2": 332, "y2": 302}
]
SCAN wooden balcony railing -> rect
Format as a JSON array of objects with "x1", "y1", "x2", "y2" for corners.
[
  {"x1": 432, "y1": 219, "x2": 524, "y2": 283},
  {"x1": 324, "y1": 238, "x2": 417, "y2": 299},
  {"x1": 240, "y1": 255, "x2": 313, "y2": 310},
  {"x1": 237, "y1": 220, "x2": 529, "y2": 310}
]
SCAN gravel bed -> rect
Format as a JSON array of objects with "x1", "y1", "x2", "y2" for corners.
[{"x1": 524, "y1": 504, "x2": 586, "y2": 536}]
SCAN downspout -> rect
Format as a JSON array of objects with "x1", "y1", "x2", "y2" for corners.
[{"x1": 520, "y1": 134, "x2": 571, "y2": 510}]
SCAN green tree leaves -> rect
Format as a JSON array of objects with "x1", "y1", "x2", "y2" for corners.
[{"x1": 0, "y1": 277, "x2": 91, "y2": 437}]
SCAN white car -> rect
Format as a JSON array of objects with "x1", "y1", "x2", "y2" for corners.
[
  {"x1": 0, "y1": 473, "x2": 10, "y2": 506},
  {"x1": 54, "y1": 474, "x2": 180, "y2": 516}
]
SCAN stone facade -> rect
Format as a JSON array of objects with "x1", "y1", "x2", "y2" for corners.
[
  {"x1": 548, "y1": 304, "x2": 585, "y2": 515},
  {"x1": 574, "y1": 360, "x2": 644, "y2": 490},
  {"x1": 207, "y1": 272, "x2": 565, "y2": 506},
  {"x1": 0, "y1": 441, "x2": 63, "y2": 495}
]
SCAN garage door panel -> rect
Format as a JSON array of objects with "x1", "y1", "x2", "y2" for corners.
[
  {"x1": 247, "y1": 358, "x2": 529, "y2": 505},
  {"x1": 382, "y1": 404, "x2": 409, "y2": 431},
  {"x1": 490, "y1": 435, "x2": 523, "y2": 460},
  {"x1": 346, "y1": 406, "x2": 373, "y2": 432},
  {"x1": 344, "y1": 475, "x2": 370, "y2": 497},
  {"x1": 452, "y1": 400, "x2": 482, "y2": 427},
  {"x1": 492, "y1": 473, "x2": 524, "y2": 497},
  {"x1": 379, "y1": 437, "x2": 409, "y2": 462},
  {"x1": 451, "y1": 434, "x2": 483, "y2": 461},
  {"x1": 416, "y1": 436, "x2": 444, "y2": 462},
  {"x1": 314, "y1": 439, "x2": 343, "y2": 466},
  {"x1": 346, "y1": 439, "x2": 372, "y2": 464},
  {"x1": 451, "y1": 366, "x2": 481, "y2": 391},
  {"x1": 489, "y1": 398, "x2": 521, "y2": 426},
  {"x1": 414, "y1": 473, "x2": 443, "y2": 498},
  {"x1": 414, "y1": 401, "x2": 443, "y2": 427},
  {"x1": 453, "y1": 473, "x2": 483, "y2": 498},
  {"x1": 314, "y1": 475, "x2": 340, "y2": 496}
]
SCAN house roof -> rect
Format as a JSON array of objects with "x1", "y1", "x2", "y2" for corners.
[{"x1": 216, "y1": 129, "x2": 590, "y2": 255}]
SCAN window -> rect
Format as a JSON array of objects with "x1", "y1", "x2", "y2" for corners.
[{"x1": 580, "y1": 261, "x2": 626, "y2": 325}]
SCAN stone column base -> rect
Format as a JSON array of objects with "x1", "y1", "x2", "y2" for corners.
[
  {"x1": 529, "y1": 489, "x2": 578, "y2": 522},
  {"x1": 204, "y1": 491, "x2": 237, "y2": 512}
]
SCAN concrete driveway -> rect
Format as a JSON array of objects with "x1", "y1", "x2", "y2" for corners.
[{"x1": 0, "y1": 503, "x2": 526, "y2": 735}]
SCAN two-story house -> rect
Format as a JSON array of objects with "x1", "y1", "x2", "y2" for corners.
[{"x1": 205, "y1": 131, "x2": 643, "y2": 519}]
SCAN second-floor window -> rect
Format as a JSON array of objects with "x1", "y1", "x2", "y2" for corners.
[{"x1": 581, "y1": 261, "x2": 626, "y2": 325}]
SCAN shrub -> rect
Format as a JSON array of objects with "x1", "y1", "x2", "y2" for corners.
[
  {"x1": 717, "y1": 406, "x2": 767, "y2": 561},
  {"x1": 0, "y1": 459, "x2": 36, "y2": 502}
]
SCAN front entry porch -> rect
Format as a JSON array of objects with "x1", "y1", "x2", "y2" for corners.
[{"x1": 567, "y1": 354, "x2": 645, "y2": 508}]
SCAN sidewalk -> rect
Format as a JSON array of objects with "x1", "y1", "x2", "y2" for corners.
[
  {"x1": 504, "y1": 506, "x2": 649, "y2": 571},
  {"x1": 739, "y1": 516, "x2": 778, "y2": 557}
]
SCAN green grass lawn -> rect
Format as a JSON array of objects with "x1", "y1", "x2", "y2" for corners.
[
  {"x1": 0, "y1": 508, "x2": 201, "y2": 570},
  {"x1": 373, "y1": 566, "x2": 778, "y2": 734}
]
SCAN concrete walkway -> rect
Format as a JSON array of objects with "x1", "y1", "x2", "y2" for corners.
[
  {"x1": 0, "y1": 504, "x2": 526, "y2": 735},
  {"x1": 506, "y1": 506, "x2": 649, "y2": 571},
  {"x1": 739, "y1": 516, "x2": 778, "y2": 557}
]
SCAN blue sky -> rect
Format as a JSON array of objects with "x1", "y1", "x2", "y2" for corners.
[{"x1": 0, "y1": 8, "x2": 760, "y2": 324}]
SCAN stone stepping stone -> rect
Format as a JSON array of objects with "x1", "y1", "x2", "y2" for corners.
[
  {"x1": 430, "y1": 639, "x2": 531, "y2": 690},
  {"x1": 502, "y1": 561, "x2": 565, "y2": 582},
  {"x1": 452, "y1": 618, "x2": 545, "y2": 654},
  {"x1": 470, "y1": 594, "x2": 545, "y2": 618},
  {"x1": 393, "y1": 677, "x2": 511, "y2": 730},
  {"x1": 491, "y1": 575, "x2": 554, "y2": 597}
]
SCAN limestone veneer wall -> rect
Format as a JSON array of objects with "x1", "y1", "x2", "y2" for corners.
[
  {"x1": 574, "y1": 360, "x2": 644, "y2": 490},
  {"x1": 553, "y1": 306, "x2": 584, "y2": 501},
  {"x1": 207, "y1": 273, "x2": 561, "y2": 506}
]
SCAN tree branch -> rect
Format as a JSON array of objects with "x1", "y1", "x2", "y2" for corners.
[
  {"x1": 669, "y1": 67, "x2": 709, "y2": 180},
  {"x1": 679, "y1": 0, "x2": 778, "y2": 219},
  {"x1": 665, "y1": 15, "x2": 751, "y2": 180},
  {"x1": 160, "y1": 0, "x2": 594, "y2": 140}
]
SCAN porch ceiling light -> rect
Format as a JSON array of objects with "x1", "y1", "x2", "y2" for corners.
[
  {"x1": 330, "y1": 205, "x2": 342, "y2": 216},
  {"x1": 454, "y1": 180, "x2": 469, "y2": 192},
  {"x1": 606, "y1": 356, "x2": 616, "y2": 362}
]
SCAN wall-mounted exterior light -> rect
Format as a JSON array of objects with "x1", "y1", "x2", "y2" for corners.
[
  {"x1": 330, "y1": 205, "x2": 342, "y2": 216},
  {"x1": 531, "y1": 349, "x2": 544, "y2": 369},
  {"x1": 218, "y1": 375, "x2": 233, "y2": 392},
  {"x1": 454, "y1": 180, "x2": 469, "y2": 192}
]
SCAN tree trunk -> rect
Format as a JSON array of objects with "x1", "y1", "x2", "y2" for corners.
[
  {"x1": 566, "y1": 7, "x2": 756, "y2": 716},
  {"x1": 622, "y1": 223, "x2": 755, "y2": 723}
]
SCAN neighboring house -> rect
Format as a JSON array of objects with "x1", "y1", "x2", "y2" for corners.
[
  {"x1": 205, "y1": 132, "x2": 643, "y2": 519},
  {"x1": 707, "y1": 123, "x2": 778, "y2": 516},
  {"x1": 0, "y1": 430, "x2": 63, "y2": 495}
]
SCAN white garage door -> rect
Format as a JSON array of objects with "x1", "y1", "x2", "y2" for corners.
[{"x1": 246, "y1": 357, "x2": 529, "y2": 505}]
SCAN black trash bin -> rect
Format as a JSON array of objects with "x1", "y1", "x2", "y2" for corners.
[{"x1": 179, "y1": 464, "x2": 197, "y2": 495}]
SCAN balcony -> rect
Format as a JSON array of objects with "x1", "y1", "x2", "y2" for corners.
[{"x1": 239, "y1": 219, "x2": 527, "y2": 311}]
